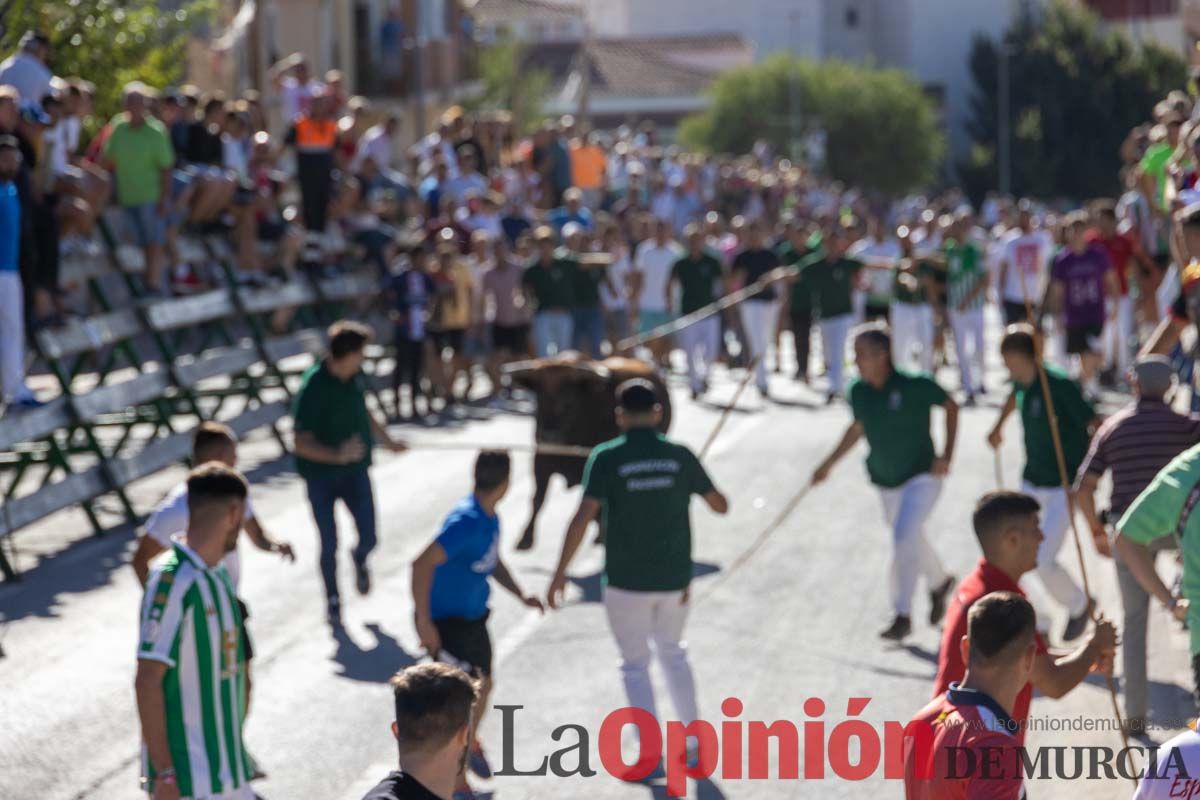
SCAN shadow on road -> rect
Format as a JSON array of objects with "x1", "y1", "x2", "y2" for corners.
[{"x1": 330, "y1": 621, "x2": 418, "y2": 682}]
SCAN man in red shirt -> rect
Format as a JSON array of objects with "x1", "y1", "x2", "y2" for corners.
[
  {"x1": 905, "y1": 591, "x2": 1037, "y2": 799},
  {"x1": 1087, "y1": 201, "x2": 1153, "y2": 381},
  {"x1": 932, "y1": 492, "x2": 1116, "y2": 743}
]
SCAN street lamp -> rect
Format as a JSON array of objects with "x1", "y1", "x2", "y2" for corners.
[{"x1": 998, "y1": 41, "x2": 1012, "y2": 197}]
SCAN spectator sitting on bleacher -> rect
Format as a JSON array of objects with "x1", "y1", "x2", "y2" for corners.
[
  {"x1": 101, "y1": 82, "x2": 175, "y2": 296},
  {"x1": 0, "y1": 31, "x2": 52, "y2": 107},
  {"x1": 0, "y1": 134, "x2": 41, "y2": 410},
  {"x1": 39, "y1": 92, "x2": 96, "y2": 263},
  {"x1": 16, "y1": 99, "x2": 61, "y2": 327},
  {"x1": 46, "y1": 80, "x2": 106, "y2": 258},
  {"x1": 180, "y1": 94, "x2": 238, "y2": 227}
]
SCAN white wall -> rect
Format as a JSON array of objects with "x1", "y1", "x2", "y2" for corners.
[
  {"x1": 584, "y1": 0, "x2": 821, "y2": 55},
  {"x1": 907, "y1": 0, "x2": 1017, "y2": 157}
]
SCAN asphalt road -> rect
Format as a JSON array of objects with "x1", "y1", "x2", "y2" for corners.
[{"x1": 1, "y1": 325, "x2": 1195, "y2": 799}]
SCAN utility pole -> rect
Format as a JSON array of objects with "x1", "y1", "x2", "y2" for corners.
[
  {"x1": 577, "y1": 16, "x2": 592, "y2": 132},
  {"x1": 411, "y1": 0, "x2": 426, "y2": 143},
  {"x1": 789, "y1": 10, "x2": 802, "y2": 163},
  {"x1": 998, "y1": 43, "x2": 1011, "y2": 197}
]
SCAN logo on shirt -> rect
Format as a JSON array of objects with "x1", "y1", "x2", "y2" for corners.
[
  {"x1": 472, "y1": 539, "x2": 499, "y2": 574},
  {"x1": 888, "y1": 390, "x2": 903, "y2": 411}
]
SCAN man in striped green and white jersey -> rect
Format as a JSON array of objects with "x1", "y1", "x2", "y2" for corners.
[{"x1": 135, "y1": 463, "x2": 254, "y2": 800}]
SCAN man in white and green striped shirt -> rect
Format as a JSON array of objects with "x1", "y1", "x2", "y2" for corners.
[
  {"x1": 944, "y1": 213, "x2": 989, "y2": 403},
  {"x1": 135, "y1": 463, "x2": 254, "y2": 800}
]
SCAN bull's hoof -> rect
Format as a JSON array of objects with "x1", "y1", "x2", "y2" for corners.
[{"x1": 516, "y1": 529, "x2": 535, "y2": 551}]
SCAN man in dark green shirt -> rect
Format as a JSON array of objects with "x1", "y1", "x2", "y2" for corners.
[
  {"x1": 987, "y1": 324, "x2": 1099, "y2": 640},
  {"x1": 522, "y1": 226, "x2": 576, "y2": 357},
  {"x1": 780, "y1": 222, "x2": 820, "y2": 384},
  {"x1": 800, "y1": 222, "x2": 862, "y2": 402},
  {"x1": 292, "y1": 321, "x2": 407, "y2": 622},
  {"x1": 889, "y1": 228, "x2": 940, "y2": 373},
  {"x1": 560, "y1": 222, "x2": 614, "y2": 359},
  {"x1": 668, "y1": 224, "x2": 725, "y2": 398},
  {"x1": 812, "y1": 323, "x2": 957, "y2": 641},
  {"x1": 548, "y1": 380, "x2": 728, "y2": 748}
]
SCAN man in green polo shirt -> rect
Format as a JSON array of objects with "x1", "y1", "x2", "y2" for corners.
[
  {"x1": 1116, "y1": 443, "x2": 1199, "y2": 710},
  {"x1": 811, "y1": 323, "x2": 957, "y2": 640},
  {"x1": 800, "y1": 221, "x2": 862, "y2": 403},
  {"x1": 522, "y1": 225, "x2": 576, "y2": 357},
  {"x1": 987, "y1": 324, "x2": 1099, "y2": 641},
  {"x1": 548, "y1": 380, "x2": 728, "y2": 757},
  {"x1": 668, "y1": 224, "x2": 725, "y2": 398},
  {"x1": 779, "y1": 221, "x2": 819, "y2": 383},
  {"x1": 889, "y1": 227, "x2": 939, "y2": 373},
  {"x1": 292, "y1": 320, "x2": 407, "y2": 624}
]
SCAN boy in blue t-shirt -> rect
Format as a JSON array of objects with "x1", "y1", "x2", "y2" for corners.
[{"x1": 411, "y1": 450, "x2": 543, "y2": 791}]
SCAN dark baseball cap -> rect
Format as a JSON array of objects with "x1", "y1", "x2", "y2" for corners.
[{"x1": 616, "y1": 379, "x2": 659, "y2": 412}]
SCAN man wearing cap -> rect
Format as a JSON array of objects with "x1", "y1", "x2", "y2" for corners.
[
  {"x1": 548, "y1": 380, "x2": 729, "y2": 762},
  {"x1": 1076, "y1": 355, "x2": 1200, "y2": 732},
  {"x1": 0, "y1": 32, "x2": 53, "y2": 106},
  {"x1": 522, "y1": 225, "x2": 576, "y2": 357},
  {"x1": 102, "y1": 83, "x2": 174, "y2": 295}
]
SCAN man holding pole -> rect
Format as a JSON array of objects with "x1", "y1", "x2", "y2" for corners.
[
  {"x1": 812, "y1": 323, "x2": 956, "y2": 640},
  {"x1": 987, "y1": 325, "x2": 1099, "y2": 640}
]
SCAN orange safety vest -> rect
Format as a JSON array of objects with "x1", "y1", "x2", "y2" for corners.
[{"x1": 293, "y1": 116, "x2": 337, "y2": 152}]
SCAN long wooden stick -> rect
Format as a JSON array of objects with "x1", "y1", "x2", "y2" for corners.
[
  {"x1": 617, "y1": 267, "x2": 796, "y2": 352},
  {"x1": 1015, "y1": 260, "x2": 1134, "y2": 780},
  {"x1": 699, "y1": 356, "x2": 762, "y2": 459}
]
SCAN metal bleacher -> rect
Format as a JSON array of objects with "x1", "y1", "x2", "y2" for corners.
[{"x1": 0, "y1": 217, "x2": 386, "y2": 581}]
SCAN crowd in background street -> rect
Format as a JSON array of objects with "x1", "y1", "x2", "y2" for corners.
[{"x1": 10, "y1": 26, "x2": 1200, "y2": 800}]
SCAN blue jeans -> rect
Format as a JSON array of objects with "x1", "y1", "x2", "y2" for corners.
[
  {"x1": 533, "y1": 310, "x2": 573, "y2": 357},
  {"x1": 573, "y1": 306, "x2": 603, "y2": 358},
  {"x1": 305, "y1": 468, "x2": 377, "y2": 601}
]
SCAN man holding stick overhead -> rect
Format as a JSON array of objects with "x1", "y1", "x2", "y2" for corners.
[{"x1": 812, "y1": 323, "x2": 956, "y2": 641}]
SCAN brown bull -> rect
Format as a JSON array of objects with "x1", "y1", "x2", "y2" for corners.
[{"x1": 503, "y1": 353, "x2": 672, "y2": 550}]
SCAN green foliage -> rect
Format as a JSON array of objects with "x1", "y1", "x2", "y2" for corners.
[
  {"x1": 468, "y1": 38, "x2": 549, "y2": 136},
  {"x1": 960, "y1": 0, "x2": 1186, "y2": 202},
  {"x1": 0, "y1": 0, "x2": 214, "y2": 128},
  {"x1": 678, "y1": 54, "x2": 945, "y2": 195}
]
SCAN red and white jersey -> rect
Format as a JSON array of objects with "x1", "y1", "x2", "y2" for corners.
[{"x1": 904, "y1": 685, "x2": 1025, "y2": 800}]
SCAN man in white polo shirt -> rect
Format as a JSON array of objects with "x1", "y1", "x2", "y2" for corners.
[{"x1": 632, "y1": 217, "x2": 683, "y2": 365}]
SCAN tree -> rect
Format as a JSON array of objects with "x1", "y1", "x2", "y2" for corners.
[
  {"x1": 678, "y1": 54, "x2": 944, "y2": 195},
  {"x1": 960, "y1": 0, "x2": 1186, "y2": 202},
  {"x1": 467, "y1": 37, "x2": 549, "y2": 136},
  {"x1": 0, "y1": 0, "x2": 214, "y2": 129}
]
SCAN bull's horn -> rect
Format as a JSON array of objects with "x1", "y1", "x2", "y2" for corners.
[
  {"x1": 501, "y1": 358, "x2": 541, "y2": 375},
  {"x1": 571, "y1": 361, "x2": 612, "y2": 380}
]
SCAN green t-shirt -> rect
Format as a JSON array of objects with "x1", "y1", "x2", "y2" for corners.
[
  {"x1": 582, "y1": 428, "x2": 715, "y2": 591},
  {"x1": 560, "y1": 251, "x2": 602, "y2": 309},
  {"x1": 669, "y1": 253, "x2": 723, "y2": 315},
  {"x1": 802, "y1": 253, "x2": 861, "y2": 320},
  {"x1": 945, "y1": 240, "x2": 986, "y2": 311},
  {"x1": 292, "y1": 362, "x2": 373, "y2": 480},
  {"x1": 778, "y1": 241, "x2": 818, "y2": 314},
  {"x1": 893, "y1": 260, "x2": 935, "y2": 305},
  {"x1": 1140, "y1": 142, "x2": 1174, "y2": 210},
  {"x1": 1014, "y1": 365, "x2": 1094, "y2": 488},
  {"x1": 1117, "y1": 442, "x2": 1200, "y2": 654},
  {"x1": 522, "y1": 257, "x2": 576, "y2": 311},
  {"x1": 103, "y1": 115, "x2": 174, "y2": 207},
  {"x1": 848, "y1": 368, "x2": 948, "y2": 488}
]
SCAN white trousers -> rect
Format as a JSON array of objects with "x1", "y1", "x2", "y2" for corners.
[
  {"x1": 1103, "y1": 295, "x2": 1134, "y2": 376},
  {"x1": 878, "y1": 474, "x2": 949, "y2": 616},
  {"x1": 890, "y1": 302, "x2": 935, "y2": 373},
  {"x1": 1020, "y1": 483, "x2": 1088, "y2": 617},
  {"x1": 0, "y1": 271, "x2": 30, "y2": 402},
  {"x1": 739, "y1": 298, "x2": 779, "y2": 390},
  {"x1": 678, "y1": 316, "x2": 720, "y2": 393},
  {"x1": 948, "y1": 307, "x2": 986, "y2": 394},
  {"x1": 603, "y1": 586, "x2": 699, "y2": 727},
  {"x1": 818, "y1": 313, "x2": 854, "y2": 396}
]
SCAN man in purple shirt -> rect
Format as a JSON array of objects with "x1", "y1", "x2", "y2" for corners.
[{"x1": 1049, "y1": 211, "x2": 1118, "y2": 395}]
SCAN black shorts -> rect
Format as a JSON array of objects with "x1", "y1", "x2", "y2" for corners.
[
  {"x1": 1065, "y1": 323, "x2": 1104, "y2": 355},
  {"x1": 433, "y1": 612, "x2": 492, "y2": 677},
  {"x1": 491, "y1": 323, "x2": 529, "y2": 354},
  {"x1": 237, "y1": 598, "x2": 254, "y2": 661},
  {"x1": 1003, "y1": 301, "x2": 1029, "y2": 326},
  {"x1": 431, "y1": 328, "x2": 465, "y2": 354}
]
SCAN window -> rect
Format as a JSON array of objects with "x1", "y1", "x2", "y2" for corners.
[
  {"x1": 845, "y1": 6, "x2": 859, "y2": 28},
  {"x1": 419, "y1": 0, "x2": 446, "y2": 39}
]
